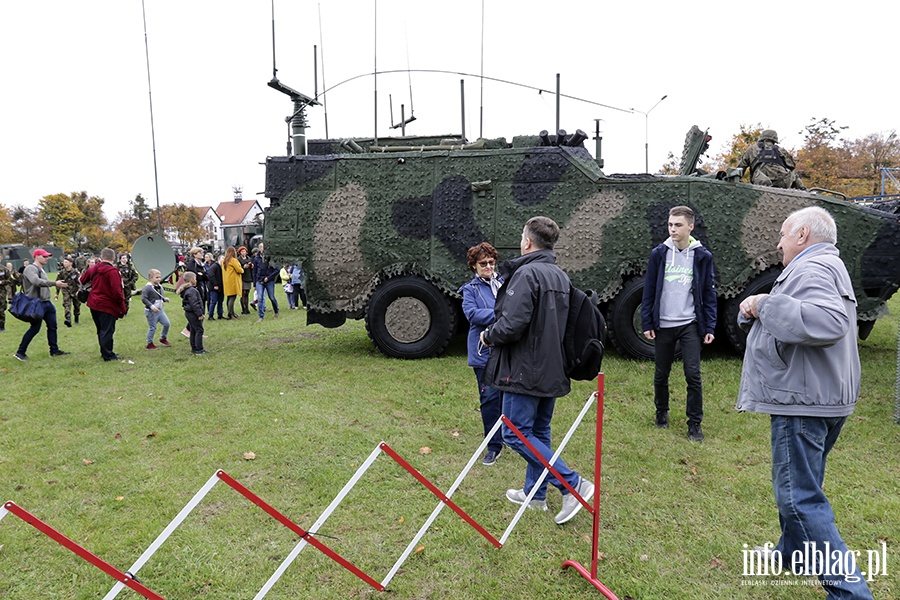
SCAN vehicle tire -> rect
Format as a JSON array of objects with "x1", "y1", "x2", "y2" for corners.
[
  {"x1": 607, "y1": 277, "x2": 659, "y2": 361},
  {"x1": 723, "y1": 267, "x2": 783, "y2": 355},
  {"x1": 365, "y1": 275, "x2": 457, "y2": 359}
]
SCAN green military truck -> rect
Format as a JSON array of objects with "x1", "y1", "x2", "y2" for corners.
[{"x1": 263, "y1": 128, "x2": 900, "y2": 360}]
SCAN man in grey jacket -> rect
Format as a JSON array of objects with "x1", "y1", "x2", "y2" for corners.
[
  {"x1": 481, "y1": 216, "x2": 593, "y2": 525},
  {"x1": 736, "y1": 206, "x2": 872, "y2": 598},
  {"x1": 14, "y1": 248, "x2": 70, "y2": 361}
]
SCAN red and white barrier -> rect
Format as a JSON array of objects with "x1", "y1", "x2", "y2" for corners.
[{"x1": 2, "y1": 382, "x2": 616, "y2": 597}]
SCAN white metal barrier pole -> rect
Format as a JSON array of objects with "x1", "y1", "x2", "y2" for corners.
[
  {"x1": 0, "y1": 504, "x2": 8, "y2": 522},
  {"x1": 253, "y1": 443, "x2": 384, "y2": 600},
  {"x1": 102, "y1": 471, "x2": 222, "y2": 600},
  {"x1": 499, "y1": 393, "x2": 596, "y2": 545},
  {"x1": 381, "y1": 417, "x2": 504, "y2": 588}
]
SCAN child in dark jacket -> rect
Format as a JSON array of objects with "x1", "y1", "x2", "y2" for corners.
[{"x1": 178, "y1": 271, "x2": 206, "y2": 355}]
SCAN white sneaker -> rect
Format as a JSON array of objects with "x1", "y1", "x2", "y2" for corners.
[
  {"x1": 505, "y1": 488, "x2": 547, "y2": 511},
  {"x1": 554, "y1": 477, "x2": 594, "y2": 524}
]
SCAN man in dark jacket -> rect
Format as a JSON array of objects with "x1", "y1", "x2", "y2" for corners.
[
  {"x1": 14, "y1": 248, "x2": 70, "y2": 360},
  {"x1": 80, "y1": 247, "x2": 128, "y2": 362},
  {"x1": 481, "y1": 216, "x2": 593, "y2": 525}
]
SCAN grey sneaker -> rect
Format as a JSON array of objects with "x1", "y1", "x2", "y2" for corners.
[
  {"x1": 554, "y1": 477, "x2": 594, "y2": 525},
  {"x1": 505, "y1": 488, "x2": 547, "y2": 511},
  {"x1": 13, "y1": 352, "x2": 28, "y2": 361}
]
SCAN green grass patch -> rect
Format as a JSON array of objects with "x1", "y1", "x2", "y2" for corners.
[{"x1": 0, "y1": 289, "x2": 897, "y2": 599}]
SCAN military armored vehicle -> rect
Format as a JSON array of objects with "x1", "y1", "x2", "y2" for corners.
[{"x1": 263, "y1": 128, "x2": 900, "y2": 360}]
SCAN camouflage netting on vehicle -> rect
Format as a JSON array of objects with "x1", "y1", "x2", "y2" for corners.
[{"x1": 265, "y1": 133, "x2": 900, "y2": 358}]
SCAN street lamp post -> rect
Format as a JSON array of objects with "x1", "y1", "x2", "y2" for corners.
[{"x1": 631, "y1": 94, "x2": 667, "y2": 174}]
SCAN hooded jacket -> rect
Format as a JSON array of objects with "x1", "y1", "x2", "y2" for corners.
[
  {"x1": 641, "y1": 237, "x2": 717, "y2": 336},
  {"x1": 482, "y1": 249, "x2": 571, "y2": 398},
  {"x1": 735, "y1": 243, "x2": 859, "y2": 416},
  {"x1": 80, "y1": 261, "x2": 127, "y2": 318}
]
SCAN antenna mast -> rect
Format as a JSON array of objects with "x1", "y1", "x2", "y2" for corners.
[{"x1": 140, "y1": 0, "x2": 163, "y2": 234}]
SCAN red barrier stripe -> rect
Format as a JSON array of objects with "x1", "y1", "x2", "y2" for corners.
[
  {"x1": 214, "y1": 471, "x2": 385, "y2": 591},
  {"x1": 378, "y1": 443, "x2": 502, "y2": 548},
  {"x1": 500, "y1": 417, "x2": 594, "y2": 516},
  {"x1": 3, "y1": 502, "x2": 165, "y2": 600}
]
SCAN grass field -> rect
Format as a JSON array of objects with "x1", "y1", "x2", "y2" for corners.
[{"x1": 1, "y1": 288, "x2": 898, "y2": 599}]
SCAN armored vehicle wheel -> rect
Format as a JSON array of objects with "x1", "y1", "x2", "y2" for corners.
[
  {"x1": 365, "y1": 276, "x2": 457, "y2": 359},
  {"x1": 607, "y1": 277, "x2": 657, "y2": 360},
  {"x1": 723, "y1": 267, "x2": 783, "y2": 355}
]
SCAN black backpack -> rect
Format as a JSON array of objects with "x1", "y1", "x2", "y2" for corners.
[{"x1": 563, "y1": 286, "x2": 606, "y2": 381}]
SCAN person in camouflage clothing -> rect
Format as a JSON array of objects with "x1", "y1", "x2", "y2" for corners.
[
  {"x1": 0, "y1": 262, "x2": 12, "y2": 331},
  {"x1": 55, "y1": 257, "x2": 82, "y2": 327},
  {"x1": 736, "y1": 129, "x2": 806, "y2": 190},
  {"x1": 117, "y1": 252, "x2": 139, "y2": 305}
]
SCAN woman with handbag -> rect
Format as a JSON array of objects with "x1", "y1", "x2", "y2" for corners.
[{"x1": 13, "y1": 248, "x2": 70, "y2": 361}]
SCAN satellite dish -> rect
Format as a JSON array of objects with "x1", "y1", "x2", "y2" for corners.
[{"x1": 132, "y1": 234, "x2": 177, "y2": 279}]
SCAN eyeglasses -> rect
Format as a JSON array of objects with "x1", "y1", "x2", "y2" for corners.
[{"x1": 477, "y1": 260, "x2": 496, "y2": 267}]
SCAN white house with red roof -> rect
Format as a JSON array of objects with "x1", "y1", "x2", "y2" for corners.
[
  {"x1": 194, "y1": 206, "x2": 224, "y2": 250},
  {"x1": 215, "y1": 189, "x2": 264, "y2": 250}
]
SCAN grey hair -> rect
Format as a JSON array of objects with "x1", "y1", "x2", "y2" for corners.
[
  {"x1": 100, "y1": 247, "x2": 116, "y2": 262},
  {"x1": 787, "y1": 206, "x2": 837, "y2": 244}
]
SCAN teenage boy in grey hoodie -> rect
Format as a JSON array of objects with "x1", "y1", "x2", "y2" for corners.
[{"x1": 641, "y1": 206, "x2": 717, "y2": 441}]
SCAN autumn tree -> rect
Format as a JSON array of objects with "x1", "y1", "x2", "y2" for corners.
[
  {"x1": 114, "y1": 193, "x2": 158, "y2": 244},
  {"x1": 162, "y1": 203, "x2": 204, "y2": 247},
  {"x1": 38, "y1": 191, "x2": 107, "y2": 253},
  {"x1": 844, "y1": 131, "x2": 900, "y2": 196},
  {"x1": 0, "y1": 205, "x2": 17, "y2": 244},
  {"x1": 9, "y1": 204, "x2": 50, "y2": 246}
]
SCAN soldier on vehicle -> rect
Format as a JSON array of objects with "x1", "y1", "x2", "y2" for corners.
[
  {"x1": 736, "y1": 129, "x2": 806, "y2": 190},
  {"x1": 55, "y1": 257, "x2": 82, "y2": 327}
]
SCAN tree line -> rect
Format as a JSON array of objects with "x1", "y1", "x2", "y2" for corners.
[
  {"x1": 0, "y1": 193, "x2": 206, "y2": 254},
  {"x1": 664, "y1": 118, "x2": 899, "y2": 198}
]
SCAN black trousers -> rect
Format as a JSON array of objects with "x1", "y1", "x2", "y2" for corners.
[
  {"x1": 653, "y1": 322, "x2": 704, "y2": 424},
  {"x1": 91, "y1": 309, "x2": 118, "y2": 360}
]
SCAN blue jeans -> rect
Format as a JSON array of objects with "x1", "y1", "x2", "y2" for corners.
[
  {"x1": 17, "y1": 300, "x2": 59, "y2": 355},
  {"x1": 208, "y1": 290, "x2": 224, "y2": 319},
  {"x1": 653, "y1": 322, "x2": 703, "y2": 424},
  {"x1": 255, "y1": 280, "x2": 279, "y2": 318},
  {"x1": 770, "y1": 415, "x2": 872, "y2": 599},
  {"x1": 145, "y1": 309, "x2": 170, "y2": 344},
  {"x1": 501, "y1": 392, "x2": 579, "y2": 501},
  {"x1": 474, "y1": 368, "x2": 503, "y2": 452}
]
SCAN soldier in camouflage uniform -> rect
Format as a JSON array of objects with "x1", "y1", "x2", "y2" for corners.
[
  {"x1": 55, "y1": 257, "x2": 82, "y2": 327},
  {"x1": 736, "y1": 129, "x2": 806, "y2": 190},
  {"x1": 117, "y1": 253, "x2": 139, "y2": 306},
  {"x1": 0, "y1": 262, "x2": 12, "y2": 331}
]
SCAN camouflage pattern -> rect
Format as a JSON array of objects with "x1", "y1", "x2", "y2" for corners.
[
  {"x1": 56, "y1": 265, "x2": 82, "y2": 324},
  {"x1": 264, "y1": 128, "x2": 900, "y2": 359},
  {"x1": 0, "y1": 263, "x2": 12, "y2": 329},
  {"x1": 118, "y1": 259, "x2": 139, "y2": 302}
]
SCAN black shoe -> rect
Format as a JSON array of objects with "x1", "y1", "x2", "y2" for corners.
[
  {"x1": 50, "y1": 350, "x2": 70, "y2": 356},
  {"x1": 192, "y1": 350, "x2": 208, "y2": 355},
  {"x1": 655, "y1": 410, "x2": 669, "y2": 429},
  {"x1": 208, "y1": 316, "x2": 216, "y2": 320},
  {"x1": 103, "y1": 354, "x2": 124, "y2": 362},
  {"x1": 64, "y1": 320, "x2": 72, "y2": 327},
  {"x1": 13, "y1": 352, "x2": 28, "y2": 361},
  {"x1": 74, "y1": 317, "x2": 79, "y2": 324},
  {"x1": 688, "y1": 422, "x2": 704, "y2": 442},
  {"x1": 482, "y1": 448, "x2": 501, "y2": 466}
]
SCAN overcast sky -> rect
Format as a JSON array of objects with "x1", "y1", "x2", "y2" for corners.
[{"x1": 1, "y1": 0, "x2": 896, "y2": 220}]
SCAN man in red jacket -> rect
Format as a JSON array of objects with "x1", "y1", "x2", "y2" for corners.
[{"x1": 80, "y1": 247, "x2": 128, "y2": 362}]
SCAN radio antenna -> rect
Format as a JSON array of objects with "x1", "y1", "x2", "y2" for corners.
[
  {"x1": 318, "y1": 3, "x2": 329, "y2": 138},
  {"x1": 140, "y1": 0, "x2": 163, "y2": 234},
  {"x1": 271, "y1": 0, "x2": 278, "y2": 80}
]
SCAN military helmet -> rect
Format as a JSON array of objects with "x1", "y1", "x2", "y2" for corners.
[{"x1": 759, "y1": 129, "x2": 779, "y2": 143}]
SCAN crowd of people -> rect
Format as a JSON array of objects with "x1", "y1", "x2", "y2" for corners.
[{"x1": 2, "y1": 243, "x2": 307, "y2": 361}]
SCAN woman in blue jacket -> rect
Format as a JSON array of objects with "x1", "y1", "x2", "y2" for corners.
[{"x1": 458, "y1": 242, "x2": 504, "y2": 466}]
